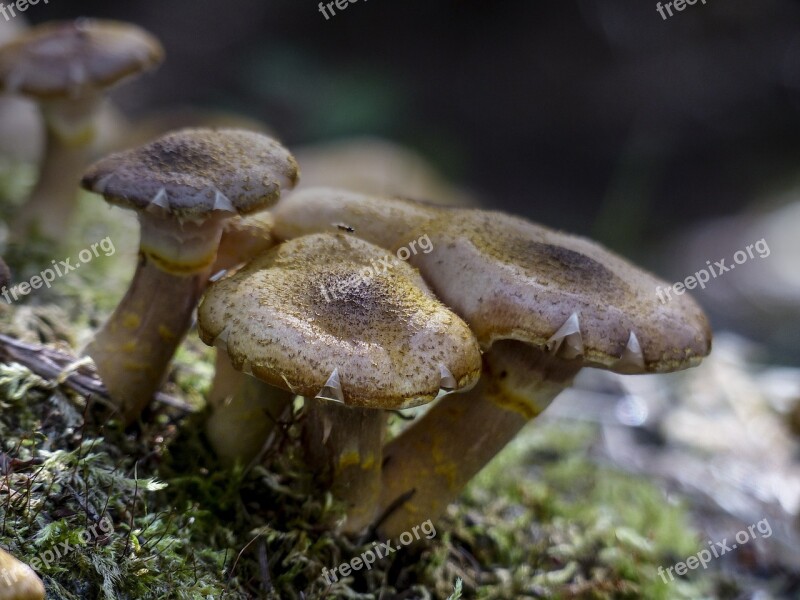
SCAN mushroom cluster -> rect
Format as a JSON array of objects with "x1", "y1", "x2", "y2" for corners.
[
  {"x1": 266, "y1": 187, "x2": 712, "y2": 535},
  {"x1": 0, "y1": 13, "x2": 716, "y2": 599}
]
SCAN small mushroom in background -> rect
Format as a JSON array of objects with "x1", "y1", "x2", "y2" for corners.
[
  {"x1": 204, "y1": 341, "x2": 297, "y2": 468},
  {"x1": 293, "y1": 137, "x2": 477, "y2": 206},
  {"x1": 272, "y1": 190, "x2": 712, "y2": 537},
  {"x1": 197, "y1": 233, "x2": 482, "y2": 532},
  {"x1": 0, "y1": 95, "x2": 43, "y2": 170},
  {"x1": 0, "y1": 19, "x2": 164, "y2": 240},
  {"x1": 0, "y1": 15, "x2": 42, "y2": 216},
  {"x1": 0, "y1": 548, "x2": 45, "y2": 600},
  {"x1": 80, "y1": 128, "x2": 298, "y2": 425}
]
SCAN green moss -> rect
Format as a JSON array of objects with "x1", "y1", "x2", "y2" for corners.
[{"x1": 438, "y1": 421, "x2": 713, "y2": 599}]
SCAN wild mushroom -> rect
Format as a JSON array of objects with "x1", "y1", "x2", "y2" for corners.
[
  {"x1": 197, "y1": 233, "x2": 481, "y2": 532},
  {"x1": 0, "y1": 548, "x2": 45, "y2": 600},
  {"x1": 0, "y1": 19, "x2": 164, "y2": 238},
  {"x1": 80, "y1": 128, "x2": 298, "y2": 424},
  {"x1": 271, "y1": 191, "x2": 712, "y2": 536},
  {"x1": 204, "y1": 210, "x2": 293, "y2": 467}
]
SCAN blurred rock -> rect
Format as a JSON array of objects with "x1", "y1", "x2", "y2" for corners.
[{"x1": 663, "y1": 198, "x2": 800, "y2": 364}]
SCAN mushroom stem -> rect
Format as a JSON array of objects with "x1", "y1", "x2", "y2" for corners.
[
  {"x1": 303, "y1": 399, "x2": 384, "y2": 533},
  {"x1": 206, "y1": 348, "x2": 295, "y2": 465},
  {"x1": 376, "y1": 341, "x2": 581, "y2": 538},
  {"x1": 14, "y1": 99, "x2": 98, "y2": 239},
  {"x1": 86, "y1": 253, "x2": 209, "y2": 424}
]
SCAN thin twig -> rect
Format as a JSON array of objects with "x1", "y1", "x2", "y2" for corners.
[{"x1": 0, "y1": 334, "x2": 195, "y2": 413}]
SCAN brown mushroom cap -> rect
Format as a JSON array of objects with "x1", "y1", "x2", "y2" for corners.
[
  {"x1": 0, "y1": 547, "x2": 45, "y2": 600},
  {"x1": 0, "y1": 19, "x2": 163, "y2": 99},
  {"x1": 273, "y1": 189, "x2": 711, "y2": 374},
  {"x1": 81, "y1": 128, "x2": 299, "y2": 218},
  {"x1": 411, "y1": 210, "x2": 711, "y2": 373},
  {"x1": 272, "y1": 187, "x2": 441, "y2": 248},
  {"x1": 197, "y1": 233, "x2": 482, "y2": 409}
]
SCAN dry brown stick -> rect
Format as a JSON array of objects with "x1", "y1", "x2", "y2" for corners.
[{"x1": 0, "y1": 333, "x2": 195, "y2": 413}]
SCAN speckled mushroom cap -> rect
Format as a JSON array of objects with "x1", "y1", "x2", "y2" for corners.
[
  {"x1": 81, "y1": 128, "x2": 299, "y2": 218},
  {"x1": 197, "y1": 233, "x2": 482, "y2": 409},
  {"x1": 411, "y1": 210, "x2": 712, "y2": 374},
  {"x1": 0, "y1": 19, "x2": 163, "y2": 99},
  {"x1": 273, "y1": 187, "x2": 442, "y2": 249}
]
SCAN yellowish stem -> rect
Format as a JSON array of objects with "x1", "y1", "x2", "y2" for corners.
[
  {"x1": 303, "y1": 400, "x2": 383, "y2": 534},
  {"x1": 13, "y1": 126, "x2": 91, "y2": 240},
  {"x1": 377, "y1": 341, "x2": 581, "y2": 538},
  {"x1": 86, "y1": 255, "x2": 208, "y2": 424},
  {"x1": 206, "y1": 349, "x2": 295, "y2": 465}
]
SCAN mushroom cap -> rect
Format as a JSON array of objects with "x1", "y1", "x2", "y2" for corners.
[
  {"x1": 81, "y1": 128, "x2": 299, "y2": 218},
  {"x1": 411, "y1": 210, "x2": 712, "y2": 374},
  {"x1": 272, "y1": 187, "x2": 442, "y2": 248},
  {"x1": 0, "y1": 19, "x2": 163, "y2": 99},
  {"x1": 197, "y1": 233, "x2": 482, "y2": 409},
  {"x1": 0, "y1": 547, "x2": 45, "y2": 600}
]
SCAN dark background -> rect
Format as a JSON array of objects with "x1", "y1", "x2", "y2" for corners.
[
  {"x1": 30, "y1": 1, "x2": 800, "y2": 232},
  {"x1": 18, "y1": 0, "x2": 800, "y2": 358}
]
